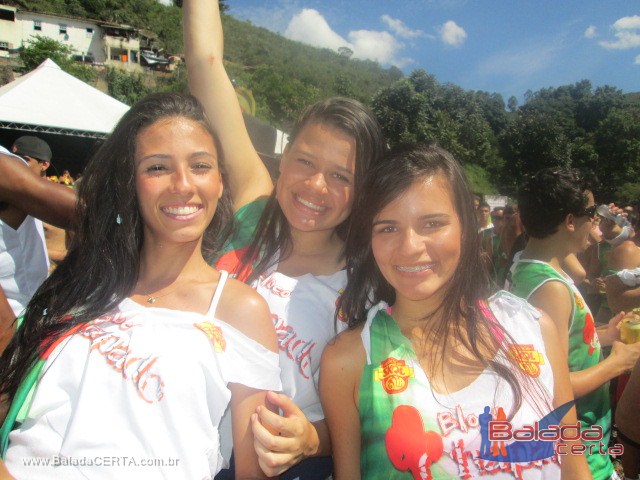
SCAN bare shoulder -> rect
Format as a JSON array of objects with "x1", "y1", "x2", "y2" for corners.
[
  {"x1": 322, "y1": 324, "x2": 367, "y2": 376},
  {"x1": 532, "y1": 279, "x2": 572, "y2": 305},
  {"x1": 611, "y1": 240, "x2": 640, "y2": 269},
  {"x1": 529, "y1": 279, "x2": 572, "y2": 330},
  {"x1": 215, "y1": 276, "x2": 275, "y2": 350}
]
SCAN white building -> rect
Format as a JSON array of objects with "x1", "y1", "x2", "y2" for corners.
[{"x1": 0, "y1": 4, "x2": 144, "y2": 70}]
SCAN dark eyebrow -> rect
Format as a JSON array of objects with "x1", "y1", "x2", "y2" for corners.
[
  {"x1": 372, "y1": 213, "x2": 450, "y2": 227},
  {"x1": 372, "y1": 219, "x2": 397, "y2": 227},
  {"x1": 420, "y1": 213, "x2": 450, "y2": 221},
  {"x1": 137, "y1": 151, "x2": 216, "y2": 163},
  {"x1": 293, "y1": 148, "x2": 354, "y2": 175}
]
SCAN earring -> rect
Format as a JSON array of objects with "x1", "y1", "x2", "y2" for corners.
[{"x1": 116, "y1": 214, "x2": 122, "y2": 225}]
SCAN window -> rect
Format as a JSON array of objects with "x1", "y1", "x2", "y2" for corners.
[
  {"x1": 0, "y1": 8, "x2": 15, "y2": 22},
  {"x1": 0, "y1": 42, "x2": 8, "y2": 51},
  {"x1": 59, "y1": 24, "x2": 67, "y2": 34},
  {"x1": 33, "y1": 20, "x2": 41, "y2": 31},
  {"x1": 86, "y1": 27, "x2": 93, "y2": 37}
]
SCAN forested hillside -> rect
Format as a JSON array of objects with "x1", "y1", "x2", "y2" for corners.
[{"x1": 4, "y1": 0, "x2": 640, "y2": 199}]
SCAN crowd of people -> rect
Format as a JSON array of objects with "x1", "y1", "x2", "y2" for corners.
[{"x1": 0, "y1": 1, "x2": 638, "y2": 479}]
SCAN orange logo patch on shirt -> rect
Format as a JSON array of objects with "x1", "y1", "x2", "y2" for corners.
[
  {"x1": 375, "y1": 357, "x2": 414, "y2": 394},
  {"x1": 573, "y1": 292, "x2": 585, "y2": 311},
  {"x1": 507, "y1": 344, "x2": 545, "y2": 377},
  {"x1": 194, "y1": 322, "x2": 227, "y2": 352}
]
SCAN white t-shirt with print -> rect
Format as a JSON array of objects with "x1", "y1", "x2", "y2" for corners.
[{"x1": 5, "y1": 271, "x2": 281, "y2": 480}]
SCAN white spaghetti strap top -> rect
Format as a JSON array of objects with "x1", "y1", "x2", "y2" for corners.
[{"x1": 206, "y1": 270, "x2": 229, "y2": 318}]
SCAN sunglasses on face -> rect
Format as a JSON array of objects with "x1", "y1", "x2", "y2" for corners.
[{"x1": 581, "y1": 205, "x2": 597, "y2": 219}]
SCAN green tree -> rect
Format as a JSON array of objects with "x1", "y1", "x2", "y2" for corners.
[
  {"x1": 106, "y1": 67, "x2": 150, "y2": 105},
  {"x1": 499, "y1": 110, "x2": 571, "y2": 191},
  {"x1": 464, "y1": 164, "x2": 496, "y2": 195},
  {"x1": 594, "y1": 107, "x2": 640, "y2": 199},
  {"x1": 20, "y1": 36, "x2": 95, "y2": 83}
]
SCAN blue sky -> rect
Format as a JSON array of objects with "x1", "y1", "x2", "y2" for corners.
[{"x1": 221, "y1": 0, "x2": 639, "y2": 104}]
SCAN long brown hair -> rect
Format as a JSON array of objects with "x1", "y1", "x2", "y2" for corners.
[
  {"x1": 0, "y1": 93, "x2": 233, "y2": 404},
  {"x1": 339, "y1": 144, "x2": 551, "y2": 418},
  {"x1": 236, "y1": 97, "x2": 385, "y2": 283}
]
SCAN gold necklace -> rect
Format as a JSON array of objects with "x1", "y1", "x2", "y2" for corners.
[
  {"x1": 146, "y1": 289, "x2": 175, "y2": 304},
  {"x1": 141, "y1": 282, "x2": 184, "y2": 304},
  {"x1": 139, "y1": 264, "x2": 212, "y2": 304}
]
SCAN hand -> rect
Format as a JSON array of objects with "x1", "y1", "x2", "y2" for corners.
[
  {"x1": 251, "y1": 391, "x2": 319, "y2": 477},
  {"x1": 601, "y1": 311, "x2": 624, "y2": 345},
  {"x1": 595, "y1": 276, "x2": 606, "y2": 294},
  {"x1": 609, "y1": 340, "x2": 640, "y2": 375}
]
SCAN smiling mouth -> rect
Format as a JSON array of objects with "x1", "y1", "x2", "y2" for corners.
[
  {"x1": 294, "y1": 194, "x2": 327, "y2": 212},
  {"x1": 395, "y1": 264, "x2": 434, "y2": 273},
  {"x1": 161, "y1": 205, "x2": 201, "y2": 216}
]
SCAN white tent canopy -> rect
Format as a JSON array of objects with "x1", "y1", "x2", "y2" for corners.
[{"x1": 0, "y1": 59, "x2": 129, "y2": 138}]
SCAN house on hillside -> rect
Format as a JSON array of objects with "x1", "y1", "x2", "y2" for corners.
[{"x1": 0, "y1": 4, "x2": 163, "y2": 71}]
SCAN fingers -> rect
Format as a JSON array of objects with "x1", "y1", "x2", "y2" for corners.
[
  {"x1": 251, "y1": 413, "x2": 295, "y2": 453},
  {"x1": 255, "y1": 404, "x2": 306, "y2": 439},
  {"x1": 251, "y1": 413, "x2": 302, "y2": 477},
  {"x1": 610, "y1": 311, "x2": 625, "y2": 327},
  {"x1": 266, "y1": 391, "x2": 303, "y2": 416}
]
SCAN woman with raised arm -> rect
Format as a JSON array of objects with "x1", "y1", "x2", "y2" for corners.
[
  {"x1": 0, "y1": 93, "x2": 280, "y2": 479},
  {"x1": 184, "y1": 1, "x2": 385, "y2": 478},
  {"x1": 320, "y1": 145, "x2": 591, "y2": 479}
]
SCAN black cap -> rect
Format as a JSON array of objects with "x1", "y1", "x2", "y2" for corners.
[{"x1": 12, "y1": 136, "x2": 52, "y2": 162}]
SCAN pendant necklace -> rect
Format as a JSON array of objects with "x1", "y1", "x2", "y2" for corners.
[{"x1": 144, "y1": 283, "x2": 182, "y2": 304}]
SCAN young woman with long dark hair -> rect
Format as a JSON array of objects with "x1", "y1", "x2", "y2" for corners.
[
  {"x1": 0, "y1": 93, "x2": 279, "y2": 479},
  {"x1": 320, "y1": 145, "x2": 591, "y2": 479},
  {"x1": 184, "y1": 1, "x2": 385, "y2": 478}
]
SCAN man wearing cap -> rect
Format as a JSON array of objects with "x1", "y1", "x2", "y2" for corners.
[
  {"x1": 11, "y1": 136, "x2": 52, "y2": 178},
  {"x1": 0, "y1": 136, "x2": 76, "y2": 353}
]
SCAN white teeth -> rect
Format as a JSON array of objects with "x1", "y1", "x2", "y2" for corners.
[
  {"x1": 295, "y1": 195, "x2": 326, "y2": 212},
  {"x1": 396, "y1": 264, "x2": 433, "y2": 272},
  {"x1": 163, "y1": 205, "x2": 199, "y2": 215}
]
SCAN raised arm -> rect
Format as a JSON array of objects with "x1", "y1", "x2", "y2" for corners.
[
  {"x1": 183, "y1": 0, "x2": 273, "y2": 211},
  {"x1": 0, "y1": 153, "x2": 76, "y2": 230}
]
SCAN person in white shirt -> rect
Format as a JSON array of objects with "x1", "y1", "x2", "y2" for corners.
[{"x1": 0, "y1": 93, "x2": 280, "y2": 479}]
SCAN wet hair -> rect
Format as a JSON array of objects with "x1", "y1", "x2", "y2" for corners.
[
  {"x1": 0, "y1": 92, "x2": 233, "y2": 403},
  {"x1": 339, "y1": 144, "x2": 547, "y2": 418},
  {"x1": 237, "y1": 97, "x2": 385, "y2": 283},
  {"x1": 517, "y1": 167, "x2": 592, "y2": 239}
]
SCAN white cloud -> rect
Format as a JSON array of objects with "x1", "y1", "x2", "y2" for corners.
[
  {"x1": 283, "y1": 8, "x2": 412, "y2": 67},
  {"x1": 439, "y1": 20, "x2": 467, "y2": 47},
  {"x1": 381, "y1": 15, "x2": 423, "y2": 38},
  {"x1": 599, "y1": 15, "x2": 640, "y2": 50},
  {"x1": 584, "y1": 25, "x2": 597, "y2": 39},
  {"x1": 285, "y1": 9, "x2": 350, "y2": 50},
  {"x1": 348, "y1": 29, "x2": 411, "y2": 67},
  {"x1": 635, "y1": 54, "x2": 640, "y2": 65}
]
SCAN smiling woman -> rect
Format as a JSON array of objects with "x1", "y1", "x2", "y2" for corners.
[
  {"x1": 134, "y1": 116, "x2": 224, "y2": 247},
  {"x1": 184, "y1": 1, "x2": 385, "y2": 478},
  {"x1": 0, "y1": 93, "x2": 280, "y2": 480},
  {"x1": 320, "y1": 144, "x2": 592, "y2": 479}
]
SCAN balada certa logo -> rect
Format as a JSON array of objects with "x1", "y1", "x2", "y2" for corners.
[{"x1": 480, "y1": 400, "x2": 623, "y2": 461}]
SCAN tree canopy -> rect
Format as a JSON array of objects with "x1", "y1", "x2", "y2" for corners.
[{"x1": 5, "y1": 1, "x2": 640, "y2": 200}]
